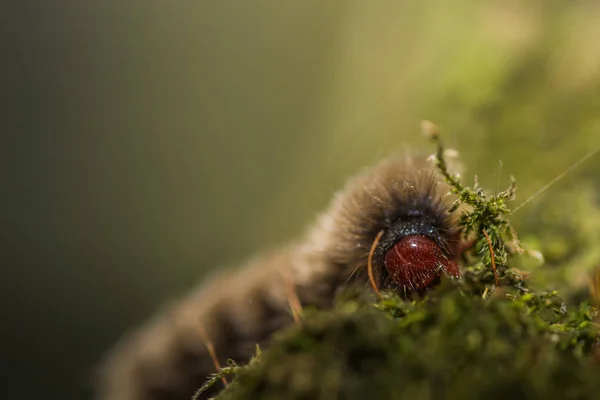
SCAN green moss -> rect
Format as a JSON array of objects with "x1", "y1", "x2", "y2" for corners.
[
  {"x1": 198, "y1": 131, "x2": 600, "y2": 400},
  {"x1": 216, "y1": 284, "x2": 599, "y2": 400}
]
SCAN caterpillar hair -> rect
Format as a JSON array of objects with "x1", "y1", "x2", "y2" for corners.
[{"x1": 95, "y1": 152, "x2": 463, "y2": 400}]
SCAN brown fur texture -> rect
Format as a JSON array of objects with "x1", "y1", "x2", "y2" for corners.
[{"x1": 95, "y1": 154, "x2": 460, "y2": 400}]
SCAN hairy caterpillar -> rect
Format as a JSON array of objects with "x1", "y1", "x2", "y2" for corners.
[{"x1": 95, "y1": 152, "x2": 465, "y2": 400}]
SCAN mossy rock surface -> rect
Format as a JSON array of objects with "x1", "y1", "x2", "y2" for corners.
[{"x1": 214, "y1": 278, "x2": 600, "y2": 400}]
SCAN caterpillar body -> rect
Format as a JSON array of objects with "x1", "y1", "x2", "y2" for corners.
[{"x1": 96, "y1": 153, "x2": 463, "y2": 400}]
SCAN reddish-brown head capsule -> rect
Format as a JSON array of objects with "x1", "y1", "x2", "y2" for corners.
[{"x1": 383, "y1": 235, "x2": 459, "y2": 290}]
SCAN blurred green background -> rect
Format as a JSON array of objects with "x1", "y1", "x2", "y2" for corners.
[{"x1": 2, "y1": 1, "x2": 600, "y2": 399}]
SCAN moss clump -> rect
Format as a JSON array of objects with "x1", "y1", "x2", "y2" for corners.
[
  {"x1": 199, "y1": 128, "x2": 600, "y2": 400},
  {"x1": 216, "y1": 281, "x2": 599, "y2": 400}
]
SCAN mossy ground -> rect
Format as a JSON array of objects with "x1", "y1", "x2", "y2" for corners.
[
  {"x1": 199, "y1": 133, "x2": 600, "y2": 400},
  {"x1": 216, "y1": 282, "x2": 599, "y2": 400}
]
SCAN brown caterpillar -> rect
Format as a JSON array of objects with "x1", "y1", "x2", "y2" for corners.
[{"x1": 95, "y1": 153, "x2": 464, "y2": 400}]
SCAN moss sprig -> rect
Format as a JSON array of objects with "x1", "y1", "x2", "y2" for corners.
[
  {"x1": 422, "y1": 120, "x2": 521, "y2": 288},
  {"x1": 191, "y1": 360, "x2": 240, "y2": 400},
  {"x1": 193, "y1": 347, "x2": 262, "y2": 400}
]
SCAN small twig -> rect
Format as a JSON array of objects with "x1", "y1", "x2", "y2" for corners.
[
  {"x1": 197, "y1": 324, "x2": 228, "y2": 387},
  {"x1": 482, "y1": 229, "x2": 499, "y2": 287},
  {"x1": 368, "y1": 230, "x2": 385, "y2": 299},
  {"x1": 282, "y1": 270, "x2": 303, "y2": 324}
]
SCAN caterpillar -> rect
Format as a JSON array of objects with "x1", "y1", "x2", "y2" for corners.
[{"x1": 95, "y1": 152, "x2": 465, "y2": 400}]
